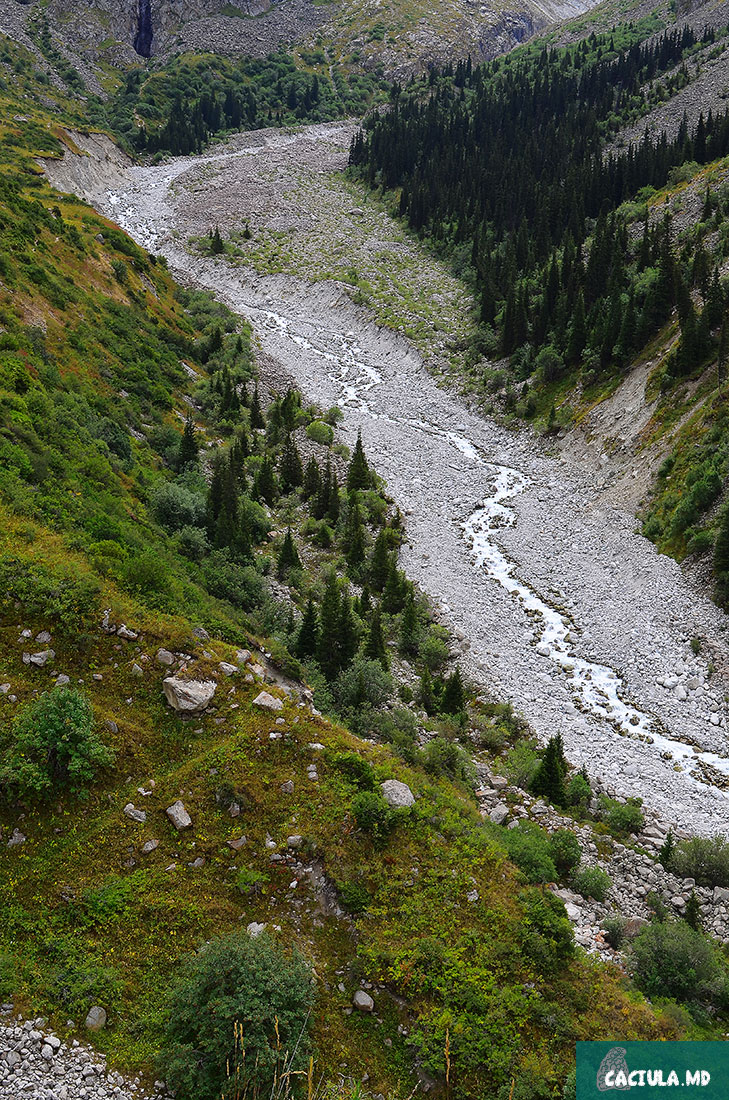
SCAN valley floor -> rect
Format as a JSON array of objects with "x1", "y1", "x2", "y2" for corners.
[{"x1": 46, "y1": 122, "x2": 729, "y2": 835}]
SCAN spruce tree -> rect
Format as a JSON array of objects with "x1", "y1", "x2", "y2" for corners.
[
  {"x1": 530, "y1": 735, "x2": 566, "y2": 805},
  {"x1": 684, "y1": 891, "x2": 702, "y2": 931},
  {"x1": 279, "y1": 434, "x2": 303, "y2": 493},
  {"x1": 382, "y1": 555, "x2": 405, "y2": 613},
  {"x1": 211, "y1": 226, "x2": 224, "y2": 254},
  {"x1": 369, "y1": 530, "x2": 390, "y2": 591},
  {"x1": 347, "y1": 429, "x2": 371, "y2": 492},
  {"x1": 363, "y1": 605, "x2": 388, "y2": 669},
  {"x1": 277, "y1": 528, "x2": 301, "y2": 577},
  {"x1": 316, "y1": 574, "x2": 341, "y2": 679},
  {"x1": 250, "y1": 384, "x2": 264, "y2": 430},
  {"x1": 254, "y1": 454, "x2": 277, "y2": 504},
  {"x1": 336, "y1": 594, "x2": 358, "y2": 670},
  {"x1": 302, "y1": 456, "x2": 321, "y2": 500},
  {"x1": 399, "y1": 590, "x2": 419, "y2": 655},
  {"x1": 358, "y1": 584, "x2": 371, "y2": 617},
  {"x1": 178, "y1": 415, "x2": 199, "y2": 471},
  {"x1": 343, "y1": 499, "x2": 366, "y2": 576},
  {"x1": 327, "y1": 466, "x2": 340, "y2": 524},
  {"x1": 296, "y1": 596, "x2": 319, "y2": 658},
  {"x1": 206, "y1": 453, "x2": 226, "y2": 538},
  {"x1": 658, "y1": 827, "x2": 675, "y2": 868},
  {"x1": 441, "y1": 667, "x2": 465, "y2": 715}
]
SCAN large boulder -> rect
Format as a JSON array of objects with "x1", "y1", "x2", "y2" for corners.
[
  {"x1": 381, "y1": 779, "x2": 415, "y2": 809},
  {"x1": 163, "y1": 676, "x2": 216, "y2": 713}
]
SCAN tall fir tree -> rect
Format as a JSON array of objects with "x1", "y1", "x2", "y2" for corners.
[
  {"x1": 347, "y1": 429, "x2": 371, "y2": 492},
  {"x1": 363, "y1": 605, "x2": 388, "y2": 669},
  {"x1": 277, "y1": 527, "x2": 301, "y2": 576},
  {"x1": 279, "y1": 434, "x2": 303, "y2": 493},
  {"x1": 296, "y1": 596, "x2": 319, "y2": 658},
  {"x1": 178, "y1": 415, "x2": 199, "y2": 471}
]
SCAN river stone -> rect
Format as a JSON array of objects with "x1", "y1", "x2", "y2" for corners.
[
  {"x1": 166, "y1": 800, "x2": 192, "y2": 830},
  {"x1": 85, "y1": 1006, "x2": 106, "y2": 1031},
  {"x1": 253, "y1": 690, "x2": 283, "y2": 711},
  {"x1": 352, "y1": 990, "x2": 374, "y2": 1013},
  {"x1": 163, "y1": 676, "x2": 216, "y2": 713},
  {"x1": 381, "y1": 779, "x2": 415, "y2": 808}
]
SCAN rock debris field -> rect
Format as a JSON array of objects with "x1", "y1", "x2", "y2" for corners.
[
  {"x1": 44, "y1": 121, "x2": 729, "y2": 836},
  {"x1": 0, "y1": 1009, "x2": 171, "y2": 1099}
]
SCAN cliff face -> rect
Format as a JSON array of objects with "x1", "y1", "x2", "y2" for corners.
[{"x1": 8, "y1": 0, "x2": 601, "y2": 75}]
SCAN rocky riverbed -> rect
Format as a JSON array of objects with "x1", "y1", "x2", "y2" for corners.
[{"x1": 43, "y1": 122, "x2": 729, "y2": 836}]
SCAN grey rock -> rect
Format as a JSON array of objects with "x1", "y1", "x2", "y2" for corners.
[
  {"x1": 247, "y1": 921, "x2": 267, "y2": 937},
  {"x1": 163, "y1": 676, "x2": 216, "y2": 713},
  {"x1": 352, "y1": 990, "x2": 374, "y2": 1013},
  {"x1": 123, "y1": 803, "x2": 146, "y2": 824},
  {"x1": 287, "y1": 835, "x2": 303, "y2": 849},
  {"x1": 85, "y1": 1006, "x2": 107, "y2": 1031},
  {"x1": 35, "y1": 631, "x2": 52, "y2": 644},
  {"x1": 489, "y1": 803, "x2": 509, "y2": 825},
  {"x1": 253, "y1": 690, "x2": 283, "y2": 711},
  {"x1": 380, "y1": 779, "x2": 415, "y2": 808},
  {"x1": 117, "y1": 625, "x2": 138, "y2": 640},
  {"x1": 7, "y1": 829, "x2": 26, "y2": 848},
  {"x1": 280, "y1": 780, "x2": 294, "y2": 794},
  {"x1": 192, "y1": 626, "x2": 210, "y2": 640},
  {"x1": 141, "y1": 839, "x2": 159, "y2": 854},
  {"x1": 166, "y1": 800, "x2": 192, "y2": 830},
  {"x1": 218, "y1": 661, "x2": 238, "y2": 676},
  {"x1": 156, "y1": 648, "x2": 175, "y2": 666}
]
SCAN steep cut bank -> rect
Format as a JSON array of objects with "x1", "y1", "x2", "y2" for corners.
[{"x1": 44, "y1": 123, "x2": 729, "y2": 835}]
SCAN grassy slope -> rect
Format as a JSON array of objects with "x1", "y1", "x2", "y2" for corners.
[{"x1": 0, "y1": 30, "x2": 681, "y2": 1100}]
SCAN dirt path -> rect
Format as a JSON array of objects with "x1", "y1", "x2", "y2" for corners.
[{"x1": 46, "y1": 122, "x2": 729, "y2": 835}]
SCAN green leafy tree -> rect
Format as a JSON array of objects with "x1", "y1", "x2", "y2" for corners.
[
  {"x1": 1, "y1": 689, "x2": 114, "y2": 799},
  {"x1": 162, "y1": 933, "x2": 314, "y2": 1100},
  {"x1": 630, "y1": 920, "x2": 727, "y2": 1004}
]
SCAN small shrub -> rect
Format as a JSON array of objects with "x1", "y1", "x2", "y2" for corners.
[
  {"x1": 504, "y1": 742, "x2": 539, "y2": 788},
  {"x1": 572, "y1": 865, "x2": 611, "y2": 902},
  {"x1": 1, "y1": 688, "x2": 114, "y2": 799},
  {"x1": 599, "y1": 795, "x2": 644, "y2": 836},
  {"x1": 421, "y1": 737, "x2": 476, "y2": 784},
  {"x1": 670, "y1": 835, "x2": 729, "y2": 887},
  {"x1": 332, "y1": 656, "x2": 392, "y2": 714},
  {"x1": 337, "y1": 880, "x2": 371, "y2": 914},
  {"x1": 163, "y1": 933, "x2": 314, "y2": 1100},
  {"x1": 549, "y1": 829, "x2": 581, "y2": 877},
  {"x1": 306, "y1": 419, "x2": 334, "y2": 446},
  {"x1": 602, "y1": 914, "x2": 628, "y2": 950},
  {"x1": 566, "y1": 772, "x2": 591, "y2": 810},
  {"x1": 503, "y1": 822, "x2": 557, "y2": 884},
  {"x1": 630, "y1": 920, "x2": 728, "y2": 1004},
  {"x1": 351, "y1": 790, "x2": 395, "y2": 840},
  {"x1": 332, "y1": 752, "x2": 375, "y2": 790}
]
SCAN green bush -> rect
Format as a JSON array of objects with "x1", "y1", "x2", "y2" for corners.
[
  {"x1": 0, "y1": 688, "x2": 114, "y2": 799},
  {"x1": 630, "y1": 920, "x2": 728, "y2": 1005},
  {"x1": 503, "y1": 822, "x2": 557, "y2": 884},
  {"x1": 421, "y1": 737, "x2": 476, "y2": 785},
  {"x1": 351, "y1": 790, "x2": 395, "y2": 840},
  {"x1": 163, "y1": 933, "x2": 314, "y2": 1100},
  {"x1": 670, "y1": 836, "x2": 729, "y2": 887},
  {"x1": 332, "y1": 751, "x2": 375, "y2": 790},
  {"x1": 549, "y1": 829, "x2": 581, "y2": 877},
  {"x1": 572, "y1": 865, "x2": 611, "y2": 902},
  {"x1": 598, "y1": 795, "x2": 644, "y2": 836},
  {"x1": 306, "y1": 419, "x2": 334, "y2": 446},
  {"x1": 337, "y1": 880, "x2": 371, "y2": 914},
  {"x1": 504, "y1": 742, "x2": 539, "y2": 788},
  {"x1": 602, "y1": 915, "x2": 628, "y2": 950},
  {"x1": 332, "y1": 656, "x2": 392, "y2": 713},
  {"x1": 565, "y1": 772, "x2": 591, "y2": 810}
]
